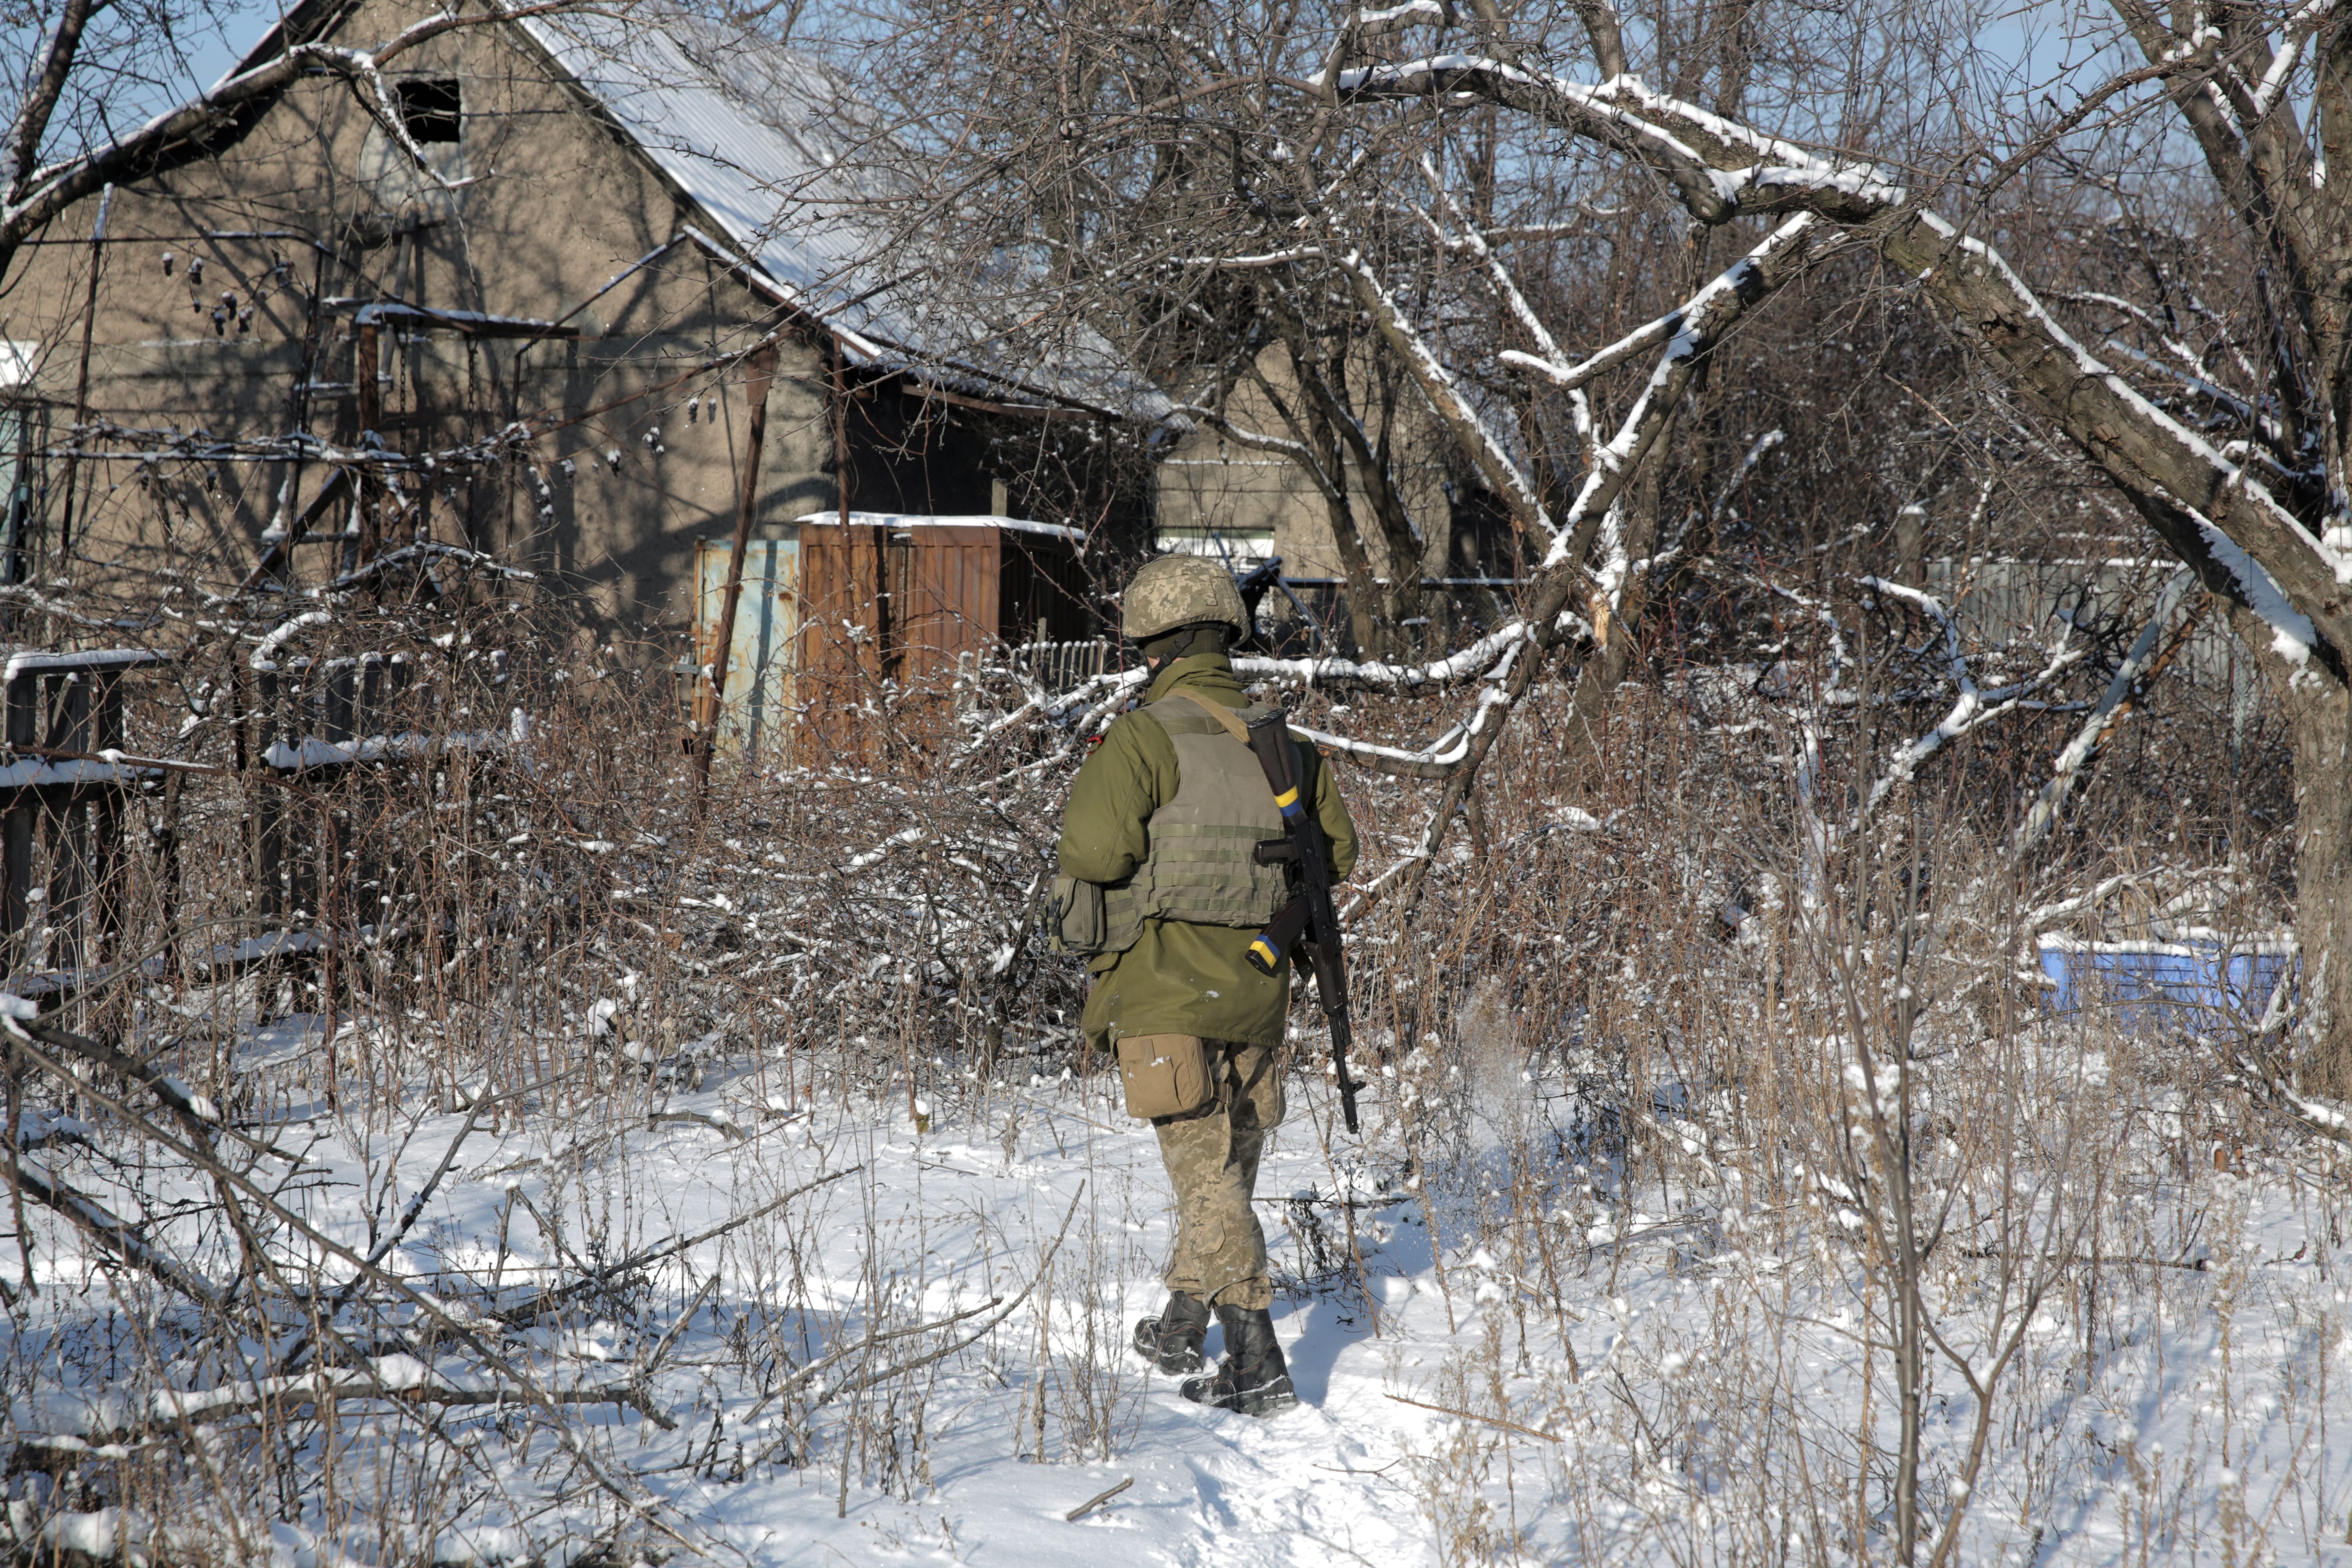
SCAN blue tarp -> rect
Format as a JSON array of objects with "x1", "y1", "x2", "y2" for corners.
[{"x1": 2038, "y1": 938, "x2": 2294, "y2": 1035}]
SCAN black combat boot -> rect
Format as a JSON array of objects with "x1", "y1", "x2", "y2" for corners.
[
  {"x1": 1180, "y1": 1304, "x2": 1298, "y2": 1416},
  {"x1": 1132, "y1": 1291, "x2": 1209, "y2": 1374}
]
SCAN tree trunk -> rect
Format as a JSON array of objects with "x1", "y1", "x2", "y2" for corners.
[
  {"x1": 2289, "y1": 678, "x2": 2352, "y2": 1098},
  {"x1": 1322, "y1": 482, "x2": 1388, "y2": 661},
  {"x1": 1294, "y1": 380, "x2": 1389, "y2": 660},
  {"x1": 1561, "y1": 447, "x2": 1669, "y2": 783}
]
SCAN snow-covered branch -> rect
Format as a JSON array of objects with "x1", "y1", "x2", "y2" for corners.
[
  {"x1": 1325, "y1": 243, "x2": 1559, "y2": 542},
  {"x1": 1417, "y1": 156, "x2": 1570, "y2": 372},
  {"x1": 1650, "y1": 428, "x2": 1784, "y2": 572},
  {"x1": 2247, "y1": 0, "x2": 2339, "y2": 121},
  {"x1": 1292, "y1": 684, "x2": 1516, "y2": 778},
  {"x1": 1338, "y1": 56, "x2": 1902, "y2": 223},
  {"x1": 1858, "y1": 578, "x2": 2087, "y2": 823},
  {"x1": 2013, "y1": 570, "x2": 2205, "y2": 856},
  {"x1": 1232, "y1": 619, "x2": 1536, "y2": 691},
  {"x1": 329, "y1": 542, "x2": 539, "y2": 592},
  {"x1": 249, "y1": 610, "x2": 332, "y2": 672},
  {"x1": 1351, "y1": 0, "x2": 1448, "y2": 35},
  {"x1": 1323, "y1": 51, "x2": 2352, "y2": 683},
  {"x1": 1547, "y1": 214, "x2": 1820, "y2": 581}
]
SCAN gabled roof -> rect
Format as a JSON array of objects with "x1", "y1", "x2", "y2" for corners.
[
  {"x1": 519, "y1": 15, "x2": 898, "y2": 354},
  {"x1": 205, "y1": 0, "x2": 1154, "y2": 417},
  {"x1": 518, "y1": 9, "x2": 1156, "y2": 417}
]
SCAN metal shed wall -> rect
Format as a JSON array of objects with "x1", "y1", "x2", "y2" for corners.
[
  {"x1": 884, "y1": 523, "x2": 1001, "y2": 691},
  {"x1": 697, "y1": 515, "x2": 1098, "y2": 762},
  {"x1": 693, "y1": 534, "x2": 799, "y2": 763}
]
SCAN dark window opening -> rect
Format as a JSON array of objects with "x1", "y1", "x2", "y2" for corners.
[
  {"x1": 397, "y1": 78, "x2": 462, "y2": 144},
  {"x1": 0, "y1": 406, "x2": 47, "y2": 588}
]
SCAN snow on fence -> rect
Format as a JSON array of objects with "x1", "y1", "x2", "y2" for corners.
[{"x1": 1007, "y1": 637, "x2": 1120, "y2": 694}]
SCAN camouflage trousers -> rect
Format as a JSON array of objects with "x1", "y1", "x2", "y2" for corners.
[{"x1": 1154, "y1": 1038, "x2": 1284, "y2": 1312}]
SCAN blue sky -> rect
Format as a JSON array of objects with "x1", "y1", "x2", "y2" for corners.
[
  {"x1": 142, "y1": 0, "x2": 274, "y2": 106},
  {"x1": 179, "y1": 0, "x2": 274, "y2": 92},
  {"x1": 10, "y1": 0, "x2": 2194, "y2": 178},
  {"x1": 109, "y1": 0, "x2": 2098, "y2": 120}
]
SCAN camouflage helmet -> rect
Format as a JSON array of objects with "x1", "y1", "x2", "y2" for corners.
[{"x1": 1122, "y1": 554, "x2": 1249, "y2": 642}]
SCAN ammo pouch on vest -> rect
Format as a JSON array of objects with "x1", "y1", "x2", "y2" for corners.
[
  {"x1": 1048, "y1": 873, "x2": 1110, "y2": 956},
  {"x1": 1115, "y1": 1033, "x2": 1216, "y2": 1119}
]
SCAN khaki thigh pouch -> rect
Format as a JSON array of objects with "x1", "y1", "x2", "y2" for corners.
[{"x1": 1115, "y1": 1033, "x2": 1217, "y2": 1120}]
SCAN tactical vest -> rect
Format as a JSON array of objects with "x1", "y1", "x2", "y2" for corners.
[{"x1": 1092, "y1": 694, "x2": 1295, "y2": 955}]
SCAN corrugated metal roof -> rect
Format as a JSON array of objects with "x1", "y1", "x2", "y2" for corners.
[{"x1": 520, "y1": 9, "x2": 1159, "y2": 418}]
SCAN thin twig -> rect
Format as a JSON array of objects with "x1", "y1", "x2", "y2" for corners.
[
  {"x1": 1385, "y1": 1392, "x2": 1563, "y2": 1442},
  {"x1": 1063, "y1": 1476, "x2": 1133, "y2": 1521}
]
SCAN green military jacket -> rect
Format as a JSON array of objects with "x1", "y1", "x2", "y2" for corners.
[{"x1": 1058, "y1": 654, "x2": 1359, "y2": 1050}]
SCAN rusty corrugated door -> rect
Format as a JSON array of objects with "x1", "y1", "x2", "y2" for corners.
[
  {"x1": 795, "y1": 519, "x2": 895, "y2": 764},
  {"x1": 893, "y1": 525, "x2": 997, "y2": 695},
  {"x1": 792, "y1": 518, "x2": 1012, "y2": 757},
  {"x1": 794, "y1": 523, "x2": 853, "y2": 763}
]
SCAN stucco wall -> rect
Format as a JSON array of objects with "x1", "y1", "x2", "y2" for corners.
[
  {"x1": 1152, "y1": 344, "x2": 1457, "y2": 583},
  {"x1": 0, "y1": 0, "x2": 1014, "y2": 636}
]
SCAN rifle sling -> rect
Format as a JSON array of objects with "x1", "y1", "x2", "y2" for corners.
[
  {"x1": 1173, "y1": 688, "x2": 1304, "y2": 820},
  {"x1": 1172, "y1": 687, "x2": 1254, "y2": 746}
]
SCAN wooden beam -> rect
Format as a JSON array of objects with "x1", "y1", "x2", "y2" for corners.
[
  {"x1": 899, "y1": 377, "x2": 1101, "y2": 423},
  {"x1": 695, "y1": 342, "x2": 778, "y2": 801}
]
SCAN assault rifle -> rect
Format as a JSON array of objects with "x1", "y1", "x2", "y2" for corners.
[{"x1": 1240, "y1": 710, "x2": 1362, "y2": 1134}]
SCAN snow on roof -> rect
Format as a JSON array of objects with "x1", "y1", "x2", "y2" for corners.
[
  {"x1": 521, "y1": 9, "x2": 1161, "y2": 419},
  {"x1": 2, "y1": 648, "x2": 168, "y2": 684},
  {"x1": 793, "y1": 512, "x2": 1087, "y2": 545}
]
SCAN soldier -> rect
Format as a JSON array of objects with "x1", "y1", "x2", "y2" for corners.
[{"x1": 1053, "y1": 555, "x2": 1358, "y2": 1417}]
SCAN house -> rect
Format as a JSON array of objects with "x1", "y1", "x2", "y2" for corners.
[
  {"x1": 0, "y1": 0, "x2": 1147, "y2": 694},
  {"x1": 1152, "y1": 347, "x2": 1531, "y2": 656}
]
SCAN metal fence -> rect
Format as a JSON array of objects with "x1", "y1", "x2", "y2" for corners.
[
  {"x1": 1009, "y1": 639, "x2": 1122, "y2": 694},
  {"x1": 1922, "y1": 557, "x2": 2246, "y2": 688}
]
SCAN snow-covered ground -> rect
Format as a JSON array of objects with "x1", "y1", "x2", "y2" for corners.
[{"x1": 17, "y1": 1005, "x2": 2337, "y2": 1568}]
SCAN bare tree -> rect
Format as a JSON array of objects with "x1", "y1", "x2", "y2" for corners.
[
  {"x1": 825, "y1": 0, "x2": 2352, "y2": 1091},
  {"x1": 0, "y1": 0, "x2": 620, "y2": 296}
]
